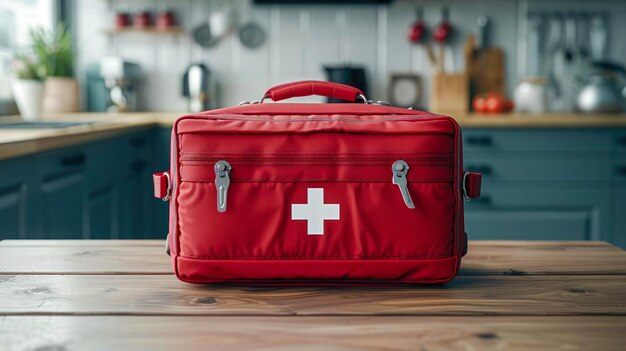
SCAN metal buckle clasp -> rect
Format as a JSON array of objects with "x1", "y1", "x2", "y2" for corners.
[
  {"x1": 162, "y1": 172, "x2": 172, "y2": 202},
  {"x1": 462, "y1": 172, "x2": 471, "y2": 201}
]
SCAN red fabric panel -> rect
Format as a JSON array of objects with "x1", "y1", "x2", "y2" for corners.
[
  {"x1": 177, "y1": 181, "x2": 455, "y2": 259},
  {"x1": 176, "y1": 255, "x2": 458, "y2": 284}
]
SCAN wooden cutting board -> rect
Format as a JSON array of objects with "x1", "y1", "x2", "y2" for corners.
[
  {"x1": 472, "y1": 47, "x2": 506, "y2": 96},
  {"x1": 430, "y1": 72, "x2": 469, "y2": 112}
]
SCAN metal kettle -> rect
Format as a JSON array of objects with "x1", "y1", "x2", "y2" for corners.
[
  {"x1": 577, "y1": 61, "x2": 626, "y2": 113},
  {"x1": 182, "y1": 63, "x2": 216, "y2": 112}
]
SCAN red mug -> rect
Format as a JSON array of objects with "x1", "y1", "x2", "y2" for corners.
[
  {"x1": 156, "y1": 11, "x2": 174, "y2": 30},
  {"x1": 116, "y1": 13, "x2": 131, "y2": 28},
  {"x1": 134, "y1": 11, "x2": 152, "y2": 29}
]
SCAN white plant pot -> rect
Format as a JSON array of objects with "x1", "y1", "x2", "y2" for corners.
[
  {"x1": 42, "y1": 77, "x2": 80, "y2": 113},
  {"x1": 12, "y1": 79, "x2": 44, "y2": 121}
]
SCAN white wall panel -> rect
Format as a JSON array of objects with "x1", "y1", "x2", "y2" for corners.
[{"x1": 75, "y1": 0, "x2": 625, "y2": 111}]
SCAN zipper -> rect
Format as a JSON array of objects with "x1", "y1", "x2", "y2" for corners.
[
  {"x1": 182, "y1": 154, "x2": 450, "y2": 164},
  {"x1": 392, "y1": 160, "x2": 415, "y2": 209},
  {"x1": 214, "y1": 160, "x2": 232, "y2": 212},
  {"x1": 182, "y1": 114, "x2": 440, "y2": 123},
  {"x1": 211, "y1": 159, "x2": 418, "y2": 212}
]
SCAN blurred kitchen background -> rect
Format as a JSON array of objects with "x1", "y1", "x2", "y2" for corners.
[{"x1": 1, "y1": 0, "x2": 625, "y2": 248}]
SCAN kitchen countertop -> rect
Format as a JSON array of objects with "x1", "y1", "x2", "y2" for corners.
[
  {"x1": 1, "y1": 111, "x2": 626, "y2": 160},
  {"x1": 0, "y1": 240, "x2": 624, "y2": 350},
  {"x1": 0, "y1": 113, "x2": 175, "y2": 160}
]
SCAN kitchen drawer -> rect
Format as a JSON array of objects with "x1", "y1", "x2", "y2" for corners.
[
  {"x1": 465, "y1": 184, "x2": 610, "y2": 241},
  {"x1": 156, "y1": 127, "x2": 171, "y2": 170},
  {"x1": 612, "y1": 185, "x2": 626, "y2": 249},
  {"x1": 86, "y1": 137, "x2": 124, "y2": 192},
  {"x1": 35, "y1": 146, "x2": 88, "y2": 239},
  {"x1": 0, "y1": 157, "x2": 37, "y2": 239},
  {"x1": 125, "y1": 129, "x2": 152, "y2": 160},
  {"x1": 614, "y1": 132, "x2": 626, "y2": 155},
  {"x1": 462, "y1": 129, "x2": 613, "y2": 153},
  {"x1": 464, "y1": 156, "x2": 610, "y2": 182},
  {"x1": 613, "y1": 159, "x2": 626, "y2": 183},
  {"x1": 36, "y1": 145, "x2": 88, "y2": 174}
]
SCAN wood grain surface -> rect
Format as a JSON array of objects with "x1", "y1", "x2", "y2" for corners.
[
  {"x1": 2, "y1": 275, "x2": 625, "y2": 316},
  {"x1": 1, "y1": 240, "x2": 624, "y2": 275},
  {"x1": 1, "y1": 240, "x2": 624, "y2": 350},
  {"x1": 1, "y1": 316, "x2": 625, "y2": 351}
]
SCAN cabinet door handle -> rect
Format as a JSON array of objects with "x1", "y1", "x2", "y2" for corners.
[
  {"x1": 466, "y1": 165, "x2": 493, "y2": 176},
  {"x1": 616, "y1": 166, "x2": 626, "y2": 176},
  {"x1": 61, "y1": 153, "x2": 86, "y2": 167},
  {"x1": 619, "y1": 137, "x2": 626, "y2": 146},
  {"x1": 466, "y1": 136, "x2": 493, "y2": 147}
]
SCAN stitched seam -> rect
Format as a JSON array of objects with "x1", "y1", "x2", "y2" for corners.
[
  {"x1": 182, "y1": 159, "x2": 452, "y2": 163},
  {"x1": 181, "y1": 151, "x2": 453, "y2": 155},
  {"x1": 179, "y1": 178, "x2": 453, "y2": 182}
]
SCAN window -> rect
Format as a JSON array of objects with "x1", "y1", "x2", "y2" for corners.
[{"x1": 0, "y1": 0, "x2": 55, "y2": 111}]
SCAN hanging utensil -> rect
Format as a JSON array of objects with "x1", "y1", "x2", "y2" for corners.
[
  {"x1": 408, "y1": 7, "x2": 426, "y2": 44},
  {"x1": 590, "y1": 14, "x2": 608, "y2": 61},
  {"x1": 192, "y1": 23, "x2": 220, "y2": 48},
  {"x1": 561, "y1": 14, "x2": 580, "y2": 111},
  {"x1": 433, "y1": 7, "x2": 453, "y2": 73},
  {"x1": 472, "y1": 15, "x2": 505, "y2": 96},
  {"x1": 527, "y1": 14, "x2": 543, "y2": 77},
  {"x1": 408, "y1": 7, "x2": 436, "y2": 66},
  {"x1": 239, "y1": 22, "x2": 266, "y2": 49},
  {"x1": 546, "y1": 14, "x2": 565, "y2": 110},
  {"x1": 575, "y1": 13, "x2": 591, "y2": 59}
]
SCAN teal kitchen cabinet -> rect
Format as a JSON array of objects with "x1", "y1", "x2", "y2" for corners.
[
  {"x1": 84, "y1": 129, "x2": 156, "y2": 239},
  {"x1": 0, "y1": 128, "x2": 157, "y2": 240},
  {"x1": 151, "y1": 127, "x2": 172, "y2": 238},
  {"x1": 119, "y1": 131, "x2": 156, "y2": 239},
  {"x1": 612, "y1": 132, "x2": 626, "y2": 249},
  {"x1": 36, "y1": 146, "x2": 89, "y2": 239},
  {"x1": 463, "y1": 129, "x2": 614, "y2": 244},
  {"x1": 614, "y1": 184, "x2": 626, "y2": 249},
  {"x1": 84, "y1": 137, "x2": 123, "y2": 239},
  {"x1": 0, "y1": 157, "x2": 37, "y2": 239},
  {"x1": 465, "y1": 185, "x2": 610, "y2": 241}
]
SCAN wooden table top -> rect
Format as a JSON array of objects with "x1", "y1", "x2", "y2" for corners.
[{"x1": 1, "y1": 240, "x2": 625, "y2": 350}]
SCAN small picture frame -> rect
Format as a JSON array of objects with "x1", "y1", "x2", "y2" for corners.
[{"x1": 388, "y1": 73, "x2": 422, "y2": 109}]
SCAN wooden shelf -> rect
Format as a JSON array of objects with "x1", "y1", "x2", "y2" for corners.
[{"x1": 104, "y1": 26, "x2": 185, "y2": 36}]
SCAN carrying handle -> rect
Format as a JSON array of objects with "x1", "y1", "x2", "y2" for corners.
[{"x1": 261, "y1": 80, "x2": 367, "y2": 103}]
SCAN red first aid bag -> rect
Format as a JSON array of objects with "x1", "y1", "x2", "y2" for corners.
[{"x1": 154, "y1": 80, "x2": 482, "y2": 284}]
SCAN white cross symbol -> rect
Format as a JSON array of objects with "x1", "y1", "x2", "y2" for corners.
[{"x1": 291, "y1": 188, "x2": 340, "y2": 235}]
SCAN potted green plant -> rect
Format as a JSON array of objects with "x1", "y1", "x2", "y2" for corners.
[
  {"x1": 31, "y1": 24, "x2": 80, "y2": 113},
  {"x1": 12, "y1": 51, "x2": 45, "y2": 120}
]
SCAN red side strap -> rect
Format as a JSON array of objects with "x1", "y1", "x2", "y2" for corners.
[
  {"x1": 153, "y1": 171, "x2": 170, "y2": 199},
  {"x1": 464, "y1": 172, "x2": 482, "y2": 199}
]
